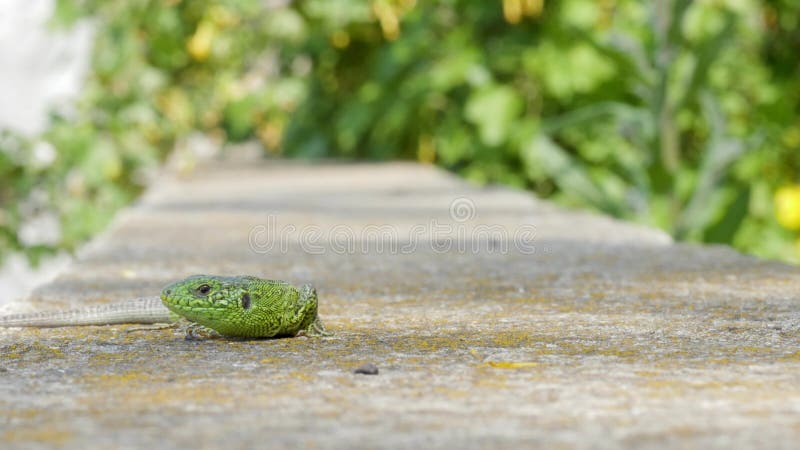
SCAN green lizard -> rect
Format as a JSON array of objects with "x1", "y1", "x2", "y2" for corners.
[{"x1": 0, "y1": 275, "x2": 332, "y2": 339}]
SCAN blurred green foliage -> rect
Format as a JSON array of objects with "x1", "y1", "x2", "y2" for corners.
[{"x1": 1, "y1": 0, "x2": 800, "y2": 263}]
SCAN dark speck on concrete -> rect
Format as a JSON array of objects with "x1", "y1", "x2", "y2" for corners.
[{"x1": 354, "y1": 363, "x2": 379, "y2": 375}]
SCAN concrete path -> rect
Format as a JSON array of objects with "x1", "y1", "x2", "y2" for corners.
[{"x1": 2, "y1": 158, "x2": 800, "y2": 449}]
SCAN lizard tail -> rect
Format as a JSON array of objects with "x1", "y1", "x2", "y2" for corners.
[{"x1": 0, "y1": 297, "x2": 174, "y2": 328}]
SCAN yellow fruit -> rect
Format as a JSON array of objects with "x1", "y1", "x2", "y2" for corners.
[
  {"x1": 187, "y1": 21, "x2": 216, "y2": 61},
  {"x1": 330, "y1": 30, "x2": 350, "y2": 49},
  {"x1": 775, "y1": 185, "x2": 800, "y2": 230},
  {"x1": 503, "y1": 0, "x2": 522, "y2": 24}
]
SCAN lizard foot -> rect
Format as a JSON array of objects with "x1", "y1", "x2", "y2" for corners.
[
  {"x1": 183, "y1": 323, "x2": 222, "y2": 341},
  {"x1": 302, "y1": 317, "x2": 334, "y2": 337}
]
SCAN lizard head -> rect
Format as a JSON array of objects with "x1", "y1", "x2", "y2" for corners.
[
  {"x1": 160, "y1": 275, "x2": 252, "y2": 333},
  {"x1": 160, "y1": 274, "x2": 293, "y2": 337}
]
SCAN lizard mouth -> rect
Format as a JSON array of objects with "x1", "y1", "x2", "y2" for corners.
[
  {"x1": 161, "y1": 294, "x2": 213, "y2": 309},
  {"x1": 159, "y1": 289, "x2": 229, "y2": 315},
  {"x1": 159, "y1": 295, "x2": 222, "y2": 326}
]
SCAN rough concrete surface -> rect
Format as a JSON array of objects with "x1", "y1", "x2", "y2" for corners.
[{"x1": 1, "y1": 158, "x2": 800, "y2": 449}]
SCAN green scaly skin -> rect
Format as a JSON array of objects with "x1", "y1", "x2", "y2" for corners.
[
  {"x1": 160, "y1": 275, "x2": 333, "y2": 338},
  {"x1": 0, "y1": 275, "x2": 332, "y2": 340}
]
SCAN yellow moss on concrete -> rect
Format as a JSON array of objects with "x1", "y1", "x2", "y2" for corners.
[
  {"x1": 3, "y1": 427, "x2": 73, "y2": 446},
  {"x1": 1, "y1": 341, "x2": 64, "y2": 360}
]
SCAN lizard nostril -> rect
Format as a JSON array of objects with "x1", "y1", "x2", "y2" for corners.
[{"x1": 164, "y1": 289, "x2": 172, "y2": 296}]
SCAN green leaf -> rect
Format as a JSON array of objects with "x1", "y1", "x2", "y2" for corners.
[
  {"x1": 522, "y1": 133, "x2": 622, "y2": 215},
  {"x1": 464, "y1": 85, "x2": 522, "y2": 147},
  {"x1": 704, "y1": 186, "x2": 750, "y2": 244}
]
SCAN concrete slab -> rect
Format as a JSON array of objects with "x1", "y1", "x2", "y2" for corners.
[{"x1": 2, "y1": 159, "x2": 799, "y2": 449}]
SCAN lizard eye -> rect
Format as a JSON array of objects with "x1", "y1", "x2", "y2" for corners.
[{"x1": 196, "y1": 284, "x2": 212, "y2": 295}]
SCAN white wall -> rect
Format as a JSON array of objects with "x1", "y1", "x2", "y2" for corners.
[
  {"x1": 0, "y1": 0, "x2": 93, "y2": 135},
  {"x1": 0, "y1": 0, "x2": 92, "y2": 303}
]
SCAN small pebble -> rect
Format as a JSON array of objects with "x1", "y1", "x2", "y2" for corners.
[{"x1": 353, "y1": 363, "x2": 379, "y2": 375}]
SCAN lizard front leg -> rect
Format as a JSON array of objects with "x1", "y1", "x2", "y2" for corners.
[
  {"x1": 303, "y1": 317, "x2": 332, "y2": 337},
  {"x1": 182, "y1": 321, "x2": 222, "y2": 340},
  {"x1": 296, "y1": 285, "x2": 333, "y2": 337}
]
